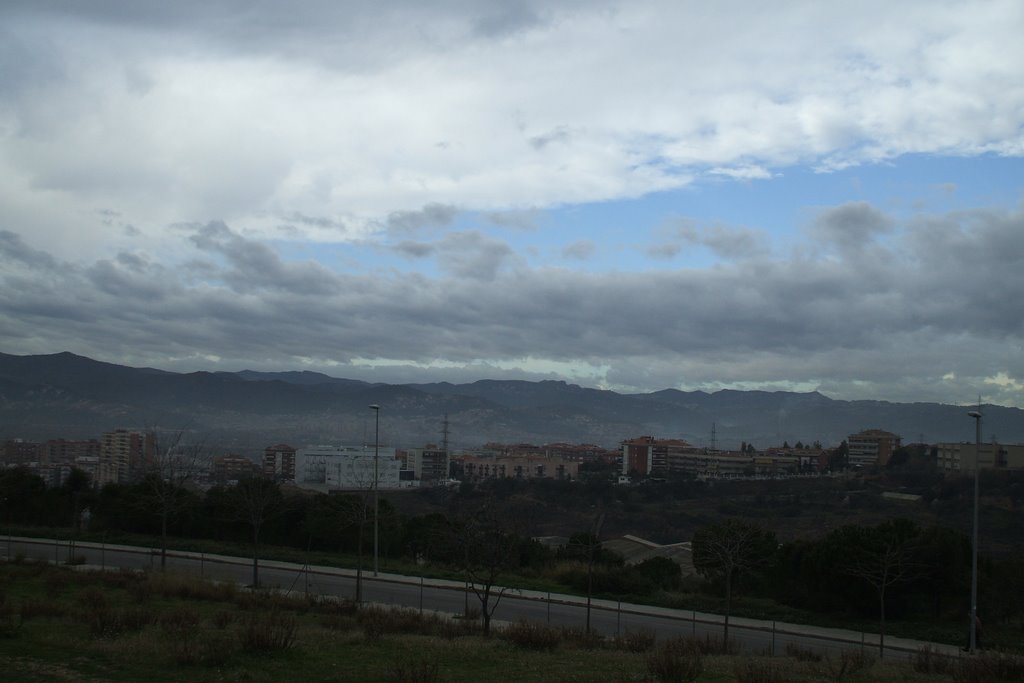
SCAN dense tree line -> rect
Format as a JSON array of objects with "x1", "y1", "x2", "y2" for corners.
[{"x1": 2, "y1": 466, "x2": 1023, "y2": 637}]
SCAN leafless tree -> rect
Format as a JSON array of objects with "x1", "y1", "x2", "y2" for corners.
[
  {"x1": 146, "y1": 427, "x2": 206, "y2": 571},
  {"x1": 845, "y1": 521, "x2": 920, "y2": 658},
  {"x1": 692, "y1": 518, "x2": 776, "y2": 643},
  {"x1": 229, "y1": 474, "x2": 284, "y2": 588},
  {"x1": 446, "y1": 495, "x2": 533, "y2": 636}
]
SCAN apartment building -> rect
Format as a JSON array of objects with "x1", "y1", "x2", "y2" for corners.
[
  {"x1": 936, "y1": 442, "x2": 1024, "y2": 472},
  {"x1": 405, "y1": 447, "x2": 449, "y2": 482},
  {"x1": 262, "y1": 443, "x2": 296, "y2": 481},
  {"x1": 847, "y1": 429, "x2": 901, "y2": 468},
  {"x1": 97, "y1": 429, "x2": 156, "y2": 485}
]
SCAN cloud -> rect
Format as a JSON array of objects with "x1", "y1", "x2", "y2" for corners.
[
  {"x1": 386, "y1": 203, "x2": 459, "y2": 235},
  {"x1": 3, "y1": 203, "x2": 1021, "y2": 405},
  {"x1": 809, "y1": 201, "x2": 894, "y2": 251},
  {"x1": 561, "y1": 240, "x2": 595, "y2": 260}
]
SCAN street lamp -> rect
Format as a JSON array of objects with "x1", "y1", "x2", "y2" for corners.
[
  {"x1": 369, "y1": 404, "x2": 380, "y2": 577},
  {"x1": 967, "y1": 409, "x2": 982, "y2": 653}
]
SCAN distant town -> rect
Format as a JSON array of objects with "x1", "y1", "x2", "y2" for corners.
[{"x1": 4, "y1": 425, "x2": 1022, "y2": 491}]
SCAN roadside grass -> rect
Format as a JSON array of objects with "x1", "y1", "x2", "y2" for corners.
[
  {"x1": 4, "y1": 559, "x2": 1021, "y2": 682},
  {"x1": 4, "y1": 524, "x2": 1021, "y2": 654}
]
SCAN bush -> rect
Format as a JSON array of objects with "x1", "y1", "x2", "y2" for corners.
[
  {"x1": 18, "y1": 598, "x2": 69, "y2": 621},
  {"x1": 615, "y1": 627, "x2": 656, "y2": 653},
  {"x1": 85, "y1": 607, "x2": 153, "y2": 638},
  {"x1": 238, "y1": 610, "x2": 296, "y2": 652},
  {"x1": 502, "y1": 620, "x2": 562, "y2": 651},
  {"x1": 388, "y1": 658, "x2": 440, "y2": 683},
  {"x1": 785, "y1": 642, "x2": 822, "y2": 662},
  {"x1": 822, "y1": 649, "x2": 873, "y2": 681},
  {"x1": 211, "y1": 609, "x2": 236, "y2": 630},
  {"x1": 171, "y1": 629, "x2": 237, "y2": 667},
  {"x1": 159, "y1": 606, "x2": 201, "y2": 635},
  {"x1": 954, "y1": 651, "x2": 1024, "y2": 683},
  {"x1": 646, "y1": 638, "x2": 703, "y2": 682},
  {"x1": 913, "y1": 645, "x2": 955, "y2": 675},
  {"x1": 358, "y1": 606, "x2": 429, "y2": 641},
  {"x1": 734, "y1": 659, "x2": 785, "y2": 683}
]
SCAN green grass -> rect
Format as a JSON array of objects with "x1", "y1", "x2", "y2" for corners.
[{"x1": 4, "y1": 559, "x2": 1020, "y2": 683}]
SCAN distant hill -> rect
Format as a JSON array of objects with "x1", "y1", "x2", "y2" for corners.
[{"x1": 1, "y1": 351, "x2": 1021, "y2": 455}]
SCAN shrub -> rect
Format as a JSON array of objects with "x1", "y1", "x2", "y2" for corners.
[
  {"x1": 615, "y1": 627, "x2": 656, "y2": 653},
  {"x1": 238, "y1": 610, "x2": 296, "y2": 652},
  {"x1": 76, "y1": 586, "x2": 108, "y2": 612},
  {"x1": 159, "y1": 606, "x2": 201, "y2": 635},
  {"x1": 954, "y1": 651, "x2": 1024, "y2": 683},
  {"x1": 0, "y1": 598, "x2": 21, "y2": 638},
  {"x1": 19, "y1": 598, "x2": 68, "y2": 621},
  {"x1": 502, "y1": 620, "x2": 562, "y2": 651},
  {"x1": 388, "y1": 659, "x2": 440, "y2": 683},
  {"x1": 913, "y1": 646, "x2": 955, "y2": 675},
  {"x1": 646, "y1": 638, "x2": 703, "y2": 682},
  {"x1": 785, "y1": 642, "x2": 822, "y2": 662},
  {"x1": 822, "y1": 649, "x2": 873, "y2": 681},
  {"x1": 211, "y1": 609, "x2": 236, "y2": 630},
  {"x1": 171, "y1": 629, "x2": 237, "y2": 667},
  {"x1": 358, "y1": 606, "x2": 429, "y2": 641},
  {"x1": 734, "y1": 660, "x2": 785, "y2": 683},
  {"x1": 85, "y1": 607, "x2": 153, "y2": 638}
]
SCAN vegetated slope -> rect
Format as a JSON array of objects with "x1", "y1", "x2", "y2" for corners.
[{"x1": 2, "y1": 351, "x2": 1023, "y2": 450}]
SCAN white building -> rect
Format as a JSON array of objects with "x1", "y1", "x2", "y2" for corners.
[{"x1": 294, "y1": 445, "x2": 411, "y2": 492}]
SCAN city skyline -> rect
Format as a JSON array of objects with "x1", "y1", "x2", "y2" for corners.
[{"x1": 1, "y1": 1, "x2": 1022, "y2": 406}]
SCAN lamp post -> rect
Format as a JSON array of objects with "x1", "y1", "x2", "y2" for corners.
[
  {"x1": 967, "y1": 409, "x2": 982, "y2": 653},
  {"x1": 369, "y1": 404, "x2": 380, "y2": 577}
]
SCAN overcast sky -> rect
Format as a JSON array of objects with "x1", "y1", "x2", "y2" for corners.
[{"x1": 1, "y1": 1, "x2": 1023, "y2": 407}]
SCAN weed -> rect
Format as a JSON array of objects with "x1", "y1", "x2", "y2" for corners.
[
  {"x1": 913, "y1": 645, "x2": 956, "y2": 675},
  {"x1": 785, "y1": 642, "x2": 823, "y2": 662},
  {"x1": 159, "y1": 606, "x2": 201, "y2": 635},
  {"x1": 614, "y1": 626, "x2": 656, "y2": 653},
  {"x1": 502, "y1": 620, "x2": 562, "y2": 651},
  {"x1": 388, "y1": 658, "x2": 440, "y2": 683},
  {"x1": 953, "y1": 651, "x2": 1024, "y2": 683},
  {"x1": 734, "y1": 659, "x2": 785, "y2": 683},
  {"x1": 238, "y1": 609, "x2": 296, "y2": 652},
  {"x1": 18, "y1": 597, "x2": 69, "y2": 621},
  {"x1": 84, "y1": 607, "x2": 153, "y2": 638},
  {"x1": 646, "y1": 638, "x2": 703, "y2": 682},
  {"x1": 211, "y1": 609, "x2": 237, "y2": 629},
  {"x1": 821, "y1": 649, "x2": 874, "y2": 682}
]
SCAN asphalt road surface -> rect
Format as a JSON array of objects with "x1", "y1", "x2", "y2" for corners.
[{"x1": 3, "y1": 535, "x2": 961, "y2": 662}]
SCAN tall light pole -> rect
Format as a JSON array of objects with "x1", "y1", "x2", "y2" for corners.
[
  {"x1": 967, "y1": 409, "x2": 982, "y2": 653},
  {"x1": 369, "y1": 404, "x2": 380, "y2": 577}
]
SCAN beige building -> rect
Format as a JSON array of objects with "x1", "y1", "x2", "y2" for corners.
[
  {"x1": 847, "y1": 429, "x2": 901, "y2": 468},
  {"x1": 937, "y1": 442, "x2": 1024, "y2": 472},
  {"x1": 457, "y1": 454, "x2": 578, "y2": 482},
  {"x1": 405, "y1": 448, "x2": 449, "y2": 482},
  {"x1": 97, "y1": 429, "x2": 155, "y2": 485}
]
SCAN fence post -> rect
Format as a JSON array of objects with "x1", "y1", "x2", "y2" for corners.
[
  {"x1": 55, "y1": 538, "x2": 59, "y2": 564},
  {"x1": 200, "y1": 552, "x2": 205, "y2": 577},
  {"x1": 771, "y1": 621, "x2": 776, "y2": 656},
  {"x1": 692, "y1": 610, "x2": 696, "y2": 637},
  {"x1": 419, "y1": 577, "x2": 424, "y2": 615},
  {"x1": 616, "y1": 600, "x2": 621, "y2": 636},
  {"x1": 546, "y1": 592, "x2": 551, "y2": 624}
]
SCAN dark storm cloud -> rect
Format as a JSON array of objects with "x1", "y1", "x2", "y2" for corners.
[
  {"x1": 188, "y1": 221, "x2": 338, "y2": 295},
  {"x1": 386, "y1": 203, "x2": 459, "y2": 235},
  {"x1": 1, "y1": 203, "x2": 1022, "y2": 403},
  {"x1": 810, "y1": 201, "x2": 894, "y2": 250},
  {"x1": 0, "y1": 230, "x2": 58, "y2": 269}
]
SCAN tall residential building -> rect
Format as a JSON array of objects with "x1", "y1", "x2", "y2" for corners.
[
  {"x1": 97, "y1": 429, "x2": 155, "y2": 485},
  {"x1": 847, "y1": 429, "x2": 901, "y2": 468},
  {"x1": 42, "y1": 439, "x2": 101, "y2": 466},
  {"x1": 405, "y1": 447, "x2": 449, "y2": 482},
  {"x1": 263, "y1": 443, "x2": 297, "y2": 481}
]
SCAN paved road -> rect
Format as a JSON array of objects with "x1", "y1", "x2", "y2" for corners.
[{"x1": 2, "y1": 535, "x2": 961, "y2": 662}]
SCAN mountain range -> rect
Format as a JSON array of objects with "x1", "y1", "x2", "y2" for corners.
[{"x1": 1, "y1": 351, "x2": 1020, "y2": 455}]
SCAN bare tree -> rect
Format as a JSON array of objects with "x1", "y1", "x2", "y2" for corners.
[
  {"x1": 146, "y1": 428, "x2": 206, "y2": 571},
  {"x1": 845, "y1": 520, "x2": 920, "y2": 658},
  {"x1": 446, "y1": 495, "x2": 532, "y2": 636},
  {"x1": 692, "y1": 518, "x2": 777, "y2": 643},
  {"x1": 229, "y1": 475, "x2": 284, "y2": 588}
]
